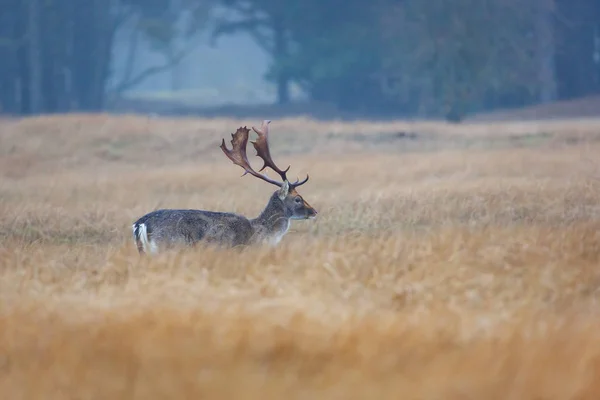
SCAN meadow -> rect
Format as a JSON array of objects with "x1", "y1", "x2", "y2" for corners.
[{"x1": 1, "y1": 114, "x2": 600, "y2": 399}]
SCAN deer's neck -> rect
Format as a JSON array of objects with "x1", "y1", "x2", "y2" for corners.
[{"x1": 250, "y1": 193, "x2": 291, "y2": 246}]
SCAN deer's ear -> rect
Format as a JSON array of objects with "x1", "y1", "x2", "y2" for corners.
[{"x1": 278, "y1": 180, "x2": 290, "y2": 200}]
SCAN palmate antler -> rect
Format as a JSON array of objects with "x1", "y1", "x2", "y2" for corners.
[{"x1": 219, "y1": 120, "x2": 309, "y2": 188}]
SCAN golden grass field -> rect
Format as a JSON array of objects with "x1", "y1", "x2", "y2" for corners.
[{"x1": 1, "y1": 113, "x2": 600, "y2": 399}]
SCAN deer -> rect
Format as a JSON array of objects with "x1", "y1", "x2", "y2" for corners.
[{"x1": 131, "y1": 120, "x2": 317, "y2": 255}]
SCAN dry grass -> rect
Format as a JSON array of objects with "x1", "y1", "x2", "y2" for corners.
[{"x1": 2, "y1": 114, "x2": 600, "y2": 399}]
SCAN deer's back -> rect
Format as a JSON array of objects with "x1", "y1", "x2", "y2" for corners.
[{"x1": 132, "y1": 208, "x2": 253, "y2": 253}]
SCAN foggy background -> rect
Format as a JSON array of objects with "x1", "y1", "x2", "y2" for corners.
[{"x1": 1, "y1": 0, "x2": 599, "y2": 121}]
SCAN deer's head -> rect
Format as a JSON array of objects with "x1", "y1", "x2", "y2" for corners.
[{"x1": 220, "y1": 120, "x2": 317, "y2": 220}]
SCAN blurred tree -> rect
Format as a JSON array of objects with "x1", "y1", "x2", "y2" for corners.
[
  {"x1": 26, "y1": 0, "x2": 42, "y2": 113},
  {"x1": 212, "y1": 0, "x2": 392, "y2": 111},
  {"x1": 67, "y1": 0, "x2": 129, "y2": 110},
  {"x1": 211, "y1": 0, "x2": 305, "y2": 104},
  {"x1": 554, "y1": 0, "x2": 600, "y2": 99},
  {"x1": 110, "y1": 0, "x2": 213, "y2": 96},
  {"x1": 536, "y1": 0, "x2": 558, "y2": 104},
  {"x1": 0, "y1": 0, "x2": 134, "y2": 112},
  {"x1": 284, "y1": 0, "x2": 391, "y2": 113},
  {"x1": 379, "y1": 0, "x2": 549, "y2": 121},
  {"x1": 211, "y1": 0, "x2": 564, "y2": 118},
  {"x1": 1, "y1": 0, "x2": 598, "y2": 117},
  {"x1": 0, "y1": 0, "x2": 213, "y2": 114},
  {"x1": 0, "y1": 0, "x2": 31, "y2": 113}
]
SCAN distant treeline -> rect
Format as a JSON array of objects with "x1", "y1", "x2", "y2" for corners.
[{"x1": 1, "y1": 0, "x2": 599, "y2": 120}]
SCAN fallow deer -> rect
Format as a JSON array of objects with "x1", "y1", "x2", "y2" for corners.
[{"x1": 132, "y1": 120, "x2": 317, "y2": 254}]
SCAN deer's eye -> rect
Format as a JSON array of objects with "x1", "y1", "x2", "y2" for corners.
[{"x1": 294, "y1": 197, "x2": 302, "y2": 204}]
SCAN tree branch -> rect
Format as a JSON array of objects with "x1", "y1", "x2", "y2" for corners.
[
  {"x1": 211, "y1": 16, "x2": 269, "y2": 38},
  {"x1": 210, "y1": 17, "x2": 272, "y2": 52},
  {"x1": 121, "y1": 20, "x2": 141, "y2": 85},
  {"x1": 110, "y1": 40, "x2": 196, "y2": 94},
  {"x1": 111, "y1": 2, "x2": 136, "y2": 32},
  {"x1": 112, "y1": 58, "x2": 181, "y2": 94},
  {"x1": 247, "y1": 26, "x2": 273, "y2": 53}
]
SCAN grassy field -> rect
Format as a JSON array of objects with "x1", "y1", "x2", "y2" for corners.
[{"x1": 1, "y1": 114, "x2": 600, "y2": 399}]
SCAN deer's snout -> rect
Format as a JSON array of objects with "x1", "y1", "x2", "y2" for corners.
[{"x1": 305, "y1": 204, "x2": 318, "y2": 219}]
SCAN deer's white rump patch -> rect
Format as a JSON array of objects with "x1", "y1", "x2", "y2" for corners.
[{"x1": 133, "y1": 222, "x2": 158, "y2": 254}]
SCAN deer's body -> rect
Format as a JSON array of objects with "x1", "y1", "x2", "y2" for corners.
[
  {"x1": 132, "y1": 120, "x2": 317, "y2": 255},
  {"x1": 133, "y1": 209, "x2": 254, "y2": 254}
]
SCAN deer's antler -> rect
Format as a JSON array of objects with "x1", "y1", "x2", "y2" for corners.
[
  {"x1": 251, "y1": 120, "x2": 309, "y2": 188},
  {"x1": 220, "y1": 126, "x2": 283, "y2": 187}
]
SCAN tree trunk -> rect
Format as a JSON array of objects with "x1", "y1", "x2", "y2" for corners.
[
  {"x1": 593, "y1": 1, "x2": 600, "y2": 88},
  {"x1": 39, "y1": 0, "x2": 69, "y2": 113},
  {"x1": 536, "y1": 0, "x2": 557, "y2": 103},
  {"x1": 276, "y1": 72, "x2": 290, "y2": 105},
  {"x1": 69, "y1": 0, "x2": 112, "y2": 111},
  {"x1": 0, "y1": 1, "x2": 23, "y2": 114},
  {"x1": 27, "y1": 0, "x2": 42, "y2": 114},
  {"x1": 91, "y1": 0, "x2": 114, "y2": 110},
  {"x1": 272, "y1": 19, "x2": 290, "y2": 105},
  {"x1": 555, "y1": 0, "x2": 599, "y2": 99}
]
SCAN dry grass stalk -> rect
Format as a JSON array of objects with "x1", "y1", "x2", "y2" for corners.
[{"x1": 1, "y1": 115, "x2": 600, "y2": 398}]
